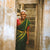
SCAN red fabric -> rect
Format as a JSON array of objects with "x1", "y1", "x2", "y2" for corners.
[
  {"x1": 17, "y1": 19, "x2": 30, "y2": 30},
  {"x1": 27, "y1": 26, "x2": 30, "y2": 30},
  {"x1": 17, "y1": 18, "x2": 21, "y2": 26}
]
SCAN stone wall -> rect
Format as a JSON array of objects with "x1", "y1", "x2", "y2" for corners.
[
  {"x1": 0, "y1": 0, "x2": 16, "y2": 50},
  {"x1": 42, "y1": 0, "x2": 50, "y2": 50}
]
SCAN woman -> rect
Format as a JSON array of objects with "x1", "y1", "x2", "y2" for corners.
[{"x1": 16, "y1": 10, "x2": 30, "y2": 50}]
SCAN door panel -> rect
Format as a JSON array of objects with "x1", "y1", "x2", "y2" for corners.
[{"x1": 24, "y1": 4, "x2": 37, "y2": 50}]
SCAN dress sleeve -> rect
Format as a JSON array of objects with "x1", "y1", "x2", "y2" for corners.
[
  {"x1": 17, "y1": 18, "x2": 21, "y2": 26},
  {"x1": 27, "y1": 20, "x2": 31, "y2": 26},
  {"x1": 27, "y1": 26, "x2": 30, "y2": 30}
]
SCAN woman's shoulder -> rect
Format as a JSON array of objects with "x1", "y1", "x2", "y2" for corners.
[
  {"x1": 26, "y1": 18, "x2": 31, "y2": 24},
  {"x1": 17, "y1": 18, "x2": 21, "y2": 26},
  {"x1": 17, "y1": 18, "x2": 20, "y2": 21},
  {"x1": 25, "y1": 18, "x2": 29, "y2": 22},
  {"x1": 25, "y1": 18, "x2": 28, "y2": 21}
]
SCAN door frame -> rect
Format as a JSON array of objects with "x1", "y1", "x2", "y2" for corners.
[
  {"x1": 34, "y1": 4, "x2": 38, "y2": 50},
  {"x1": 15, "y1": 2, "x2": 40, "y2": 50}
]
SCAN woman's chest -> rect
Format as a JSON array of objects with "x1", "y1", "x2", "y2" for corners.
[{"x1": 17, "y1": 19, "x2": 24, "y2": 26}]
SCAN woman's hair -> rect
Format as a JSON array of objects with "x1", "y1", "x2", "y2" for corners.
[{"x1": 21, "y1": 10, "x2": 27, "y2": 15}]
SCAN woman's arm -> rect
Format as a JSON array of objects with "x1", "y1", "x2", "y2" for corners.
[
  {"x1": 17, "y1": 18, "x2": 21, "y2": 26},
  {"x1": 26, "y1": 26, "x2": 30, "y2": 44}
]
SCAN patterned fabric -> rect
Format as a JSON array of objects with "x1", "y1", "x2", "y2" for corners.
[{"x1": 16, "y1": 18, "x2": 30, "y2": 50}]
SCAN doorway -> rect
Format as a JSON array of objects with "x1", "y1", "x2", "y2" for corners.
[{"x1": 16, "y1": 4, "x2": 38, "y2": 50}]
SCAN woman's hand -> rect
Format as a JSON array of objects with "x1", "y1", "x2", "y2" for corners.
[{"x1": 26, "y1": 40, "x2": 29, "y2": 45}]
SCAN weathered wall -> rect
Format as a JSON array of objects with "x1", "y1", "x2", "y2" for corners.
[
  {"x1": 0, "y1": 0, "x2": 16, "y2": 50},
  {"x1": 42, "y1": 0, "x2": 50, "y2": 50},
  {"x1": 18, "y1": 0, "x2": 39, "y2": 4},
  {"x1": 0, "y1": 1, "x2": 4, "y2": 50}
]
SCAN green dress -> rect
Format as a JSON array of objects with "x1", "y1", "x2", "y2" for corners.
[{"x1": 16, "y1": 18, "x2": 30, "y2": 50}]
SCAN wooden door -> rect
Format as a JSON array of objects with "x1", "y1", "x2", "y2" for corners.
[{"x1": 24, "y1": 4, "x2": 37, "y2": 50}]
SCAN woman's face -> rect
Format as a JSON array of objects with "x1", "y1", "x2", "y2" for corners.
[{"x1": 21, "y1": 12, "x2": 26, "y2": 20}]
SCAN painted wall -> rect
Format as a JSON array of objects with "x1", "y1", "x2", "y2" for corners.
[
  {"x1": 42, "y1": 0, "x2": 50, "y2": 50},
  {"x1": 0, "y1": 0, "x2": 16, "y2": 50}
]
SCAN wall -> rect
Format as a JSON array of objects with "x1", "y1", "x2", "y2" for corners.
[
  {"x1": 0, "y1": 0, "x2": 16, "y2": 50},
  {"x1": 42, "y1": 0, "x2": 50, "y2": 50},
  {"x1": 18, "y1": 0, "x2": 39, "y2": 4}
]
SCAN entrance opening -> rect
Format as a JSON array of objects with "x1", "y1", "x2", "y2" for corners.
[{"x1": 16, "y1": 3, "x2": 38, "y2": 50}]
